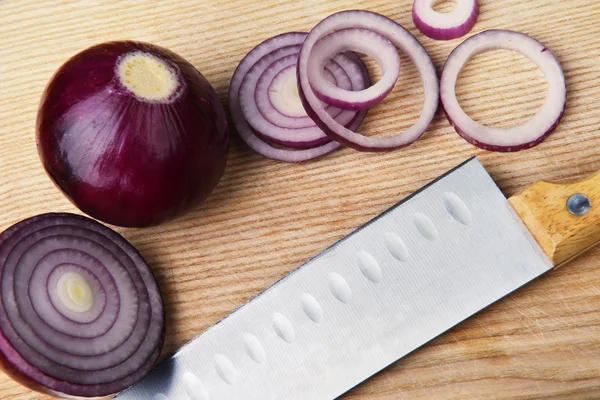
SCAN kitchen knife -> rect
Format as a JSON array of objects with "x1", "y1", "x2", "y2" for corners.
[{"x1": 114, "y1": 156, "x2": 600, "y2": 400}]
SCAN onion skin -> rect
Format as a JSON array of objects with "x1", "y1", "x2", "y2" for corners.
[{"x1": 36, "y1": 41, "x2": 229, "y2": 227}]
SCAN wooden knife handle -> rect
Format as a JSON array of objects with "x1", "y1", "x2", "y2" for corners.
[{"x1": 508, "y1": 170, "x2": 600, "y2": 267}]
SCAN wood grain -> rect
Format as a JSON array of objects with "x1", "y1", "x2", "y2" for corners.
[
  {"x1": 0, "y1": 0, "x2": 599, "y2": 399},
  {"x1": 509, "y1": 171, "x2": 600, "y2": 267}
]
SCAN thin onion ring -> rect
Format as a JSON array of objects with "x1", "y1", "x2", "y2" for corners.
[
  {"x1": 297, "y1": 10, "x2": 439, "y2": 152},
  {"x1": 307, "y1": 28, "x2": 401, "y2": 110},
  {"x1": 412, "y1": 0, "x2": 479, "y2": 41},
  {"x1": 440, "y1": 29, "x2": 566, "y2": 151}
]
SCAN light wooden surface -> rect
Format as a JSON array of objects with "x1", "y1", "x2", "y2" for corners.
[
  {"x1": 510, "y1": 171, "x2": 600, "y2": 267},
  {"x1": 1, "y1": 0, "x2": 600, "y2": 399}
]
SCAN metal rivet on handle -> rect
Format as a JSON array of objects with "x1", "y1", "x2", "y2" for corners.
[{"x1": 567, "y1": 193, "x2": 591, "y2": 216}]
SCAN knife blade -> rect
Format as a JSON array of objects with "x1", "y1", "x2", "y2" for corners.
[{"x1": 114, "y1": 156, "x2": 599, "y2": 400}]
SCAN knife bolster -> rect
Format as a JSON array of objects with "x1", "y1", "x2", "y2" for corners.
[{"x1": 508, "y1": 171, "x2": 600, "y2": 267}]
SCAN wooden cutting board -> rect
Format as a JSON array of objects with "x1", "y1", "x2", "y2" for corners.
[{"x1": 1, "y1": 0, "x2": 599, "y2": 399}]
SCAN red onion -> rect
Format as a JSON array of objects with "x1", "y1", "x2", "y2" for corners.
[
  {"x1": 0, "y1": 213, "x2": 164, "y2": 398},
  {"x1": 297, "y1": 10, "x2": 439, "y2": 152},
  {"x1": 440, "y1": 30, "x2": 566, "y2": 151},
  {"x1": 36, "y1": 41, "x2": 229, "y2": 228},
  {"x1": 229, "y1": 32, "x2": 370, "y2": 162},
  {"x1": 413, "y1": 0, "x2": 479, "y2": 41}
]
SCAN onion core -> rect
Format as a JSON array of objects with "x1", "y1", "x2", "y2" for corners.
[{"x1": 56, "y1": 270, "x2": 95, "y2": 313}]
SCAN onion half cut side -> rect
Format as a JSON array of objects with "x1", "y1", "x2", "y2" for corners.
[
  {"x1": 413, "y1": 0, "x2": 479, "y2": 40},
  {"x1": 230, "y1": 32, "x2": 370, "y2": 161},
  {"x1": 0, "y1": 213, "x2": 165, "y2": 398},
  {"x1": 297, "y1": 10, "x2": 439, "y2": 152},
  {"x1": 440, "y1": 30, "x2": 566, "y2": 151}
]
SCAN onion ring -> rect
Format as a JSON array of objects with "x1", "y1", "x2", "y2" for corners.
[
  {"x1": 440, "y1": 29, "x2": 566, "y2": 151},
  {"x1": 241, "y1": 46, "x2": 369, "y2": 147},
  {"x1": 297, "y1": 10, "x2": 439, "y2": 152},
  {"x1": 307, "y1": 28, "x2": 401, "y2": 110}
]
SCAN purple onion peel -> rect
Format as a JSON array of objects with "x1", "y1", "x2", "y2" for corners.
[{"x1": 36, "y1": 41, "x2": 229, "y2": 228}]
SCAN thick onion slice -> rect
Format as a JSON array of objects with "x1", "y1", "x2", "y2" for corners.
[
  {"x1": 308, "y1": 28, "x2": 400, "y2": 110},
  {"x1": 239, "y1": 34, "x2": 370, "y2": 148},
  {"x1": 413, "y1": 0, "x2": 479, "y2": 40},
  {"x1": 229, "y1": 32, "x2": 369, "y2": 162},
  {"x1": 0, "y1": 213, "x2": 165, "y2": 398},
  {"x1": 440, "y1": 30, "x2": 566, "y2": 151},
  {"x1": 297, "y1": 10, "x2": 439, "y2": 152},
  {"x1": 240, "y1": 43, "x2": 369, "y2": 148},
  {"x1": 258, "y1": 52, "x2": 365, "y2": 129}
]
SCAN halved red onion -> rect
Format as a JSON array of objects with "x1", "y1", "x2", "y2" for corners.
[
  {"x1": 239, "y1": 38, "x2": 369, "y2": 148},
  {"x1": 0, "y1": 213, "x2": 164, "y2": 398},
  {"x1": 307, "y1": 28, "x2": 400, "y2": 110},
  {"x1": 413, "y1": 0, "x2": 479, "y2": 41},
  {"x1": 229, "y1": 32, "x2": 369, "y2": 162},
  {"x1": 440, "y1": 30, "x2": 566, "y2": 151},
  {"x1": 297, "y1": 10, "x2": 439, "y2": 152}
]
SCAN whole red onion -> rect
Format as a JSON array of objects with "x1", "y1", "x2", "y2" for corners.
[{"x1": 36, "y1": 41, "x2": 229, "y2": 227}]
